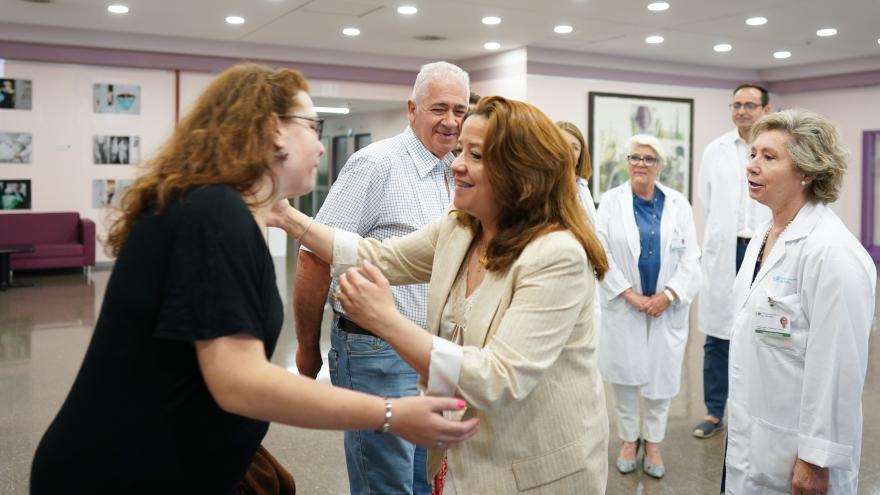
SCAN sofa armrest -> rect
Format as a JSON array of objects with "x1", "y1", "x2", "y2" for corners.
[{"x1": 79, "y1": 218, "x2": 96, "y2": 266}]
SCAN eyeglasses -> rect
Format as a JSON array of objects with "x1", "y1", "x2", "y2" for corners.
[
  {"x1": 729, "y1": 102, "x2": 763, "y2": 111},
  {"x1": 627, "y1": 154, "x2": 659, "y2": 166},
  {"x1": 279, "y1": 114, "x2": 324, "y2": 139}
]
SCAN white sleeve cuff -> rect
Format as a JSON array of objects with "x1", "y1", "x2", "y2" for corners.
[
  {"x1": 798, "y1": 434, "x2": 854, "y2": 469},
  {"x1": 331, "y1": 229, "x2": 361, "y2": 278},
  {"x1": 427, "y1": 335, "x2": 463, "y2": 397}
]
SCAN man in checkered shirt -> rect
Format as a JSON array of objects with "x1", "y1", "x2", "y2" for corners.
[{"x1": 293, "y1": 61, "x2": 469, "y2": 495}]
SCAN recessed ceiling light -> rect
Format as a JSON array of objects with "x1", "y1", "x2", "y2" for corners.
[
  {"x1": 225, "y1": 15, "x2": 245, "y2": 25},
  {"x1": 645, "y1": 35, "x2": 664, "y2": 44},
  {"x1": 647, "y1": 2, "x2": 670, "y2": 11},
  {"x1": 107, "y1": 4, "x2": 129, "y2": 14},
  {"x1": 397, "y1": 5, "x2": 418, "y2": 15},
  {"x1": 714, "y1": 43, "x2": 733, "y2": 52},
  {"x1": 482, "y1": 16, "x2": 501, "y2": 25},
  {"x1": 816, "y1": 28, "x2": 837, "y2": 37},
  {"x1": 342, "y1": 27, "x2": 361, "y2": 36},
  {"x1": 746, "y1": 17, "x2": 768, "y2": 26},
  {"x1": 314, "y1": 106, "x2": 351, "y2": 115},
  {"x1": 773, "y1": 50, "x2": 792, "y2": 59},
  {"x1": 554, "y1": 25, "x2": 573, "y2": 34},
  {"x1": 484, "y1": 41, "x2": 501, "y2": 50}
]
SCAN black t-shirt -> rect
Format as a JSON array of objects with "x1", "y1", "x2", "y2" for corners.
[{"x1": 31, "y1": 185, "x2": 284, "y2": 494}]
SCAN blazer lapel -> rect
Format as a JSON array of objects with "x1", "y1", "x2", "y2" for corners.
[
  {"x1": 427, "y1": 224, "x2": 473, "y2": 335},
  {"x1": 462, "y1": 272, "x2": 505, "y2": 347}
]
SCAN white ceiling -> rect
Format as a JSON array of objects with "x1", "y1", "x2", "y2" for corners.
[{"x1": 1, "y1": 0, "x2": 879, "y2": 71}]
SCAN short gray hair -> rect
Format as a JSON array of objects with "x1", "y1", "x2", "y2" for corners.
[
  {"x1": 750, "y1": 109, "x2": 847, "y2": 204},
  {"x1": 625, "y1": 134, "x2": 667, "y2": 165},
  {"x1": 410, "y1": 61, "x2": 469, "y2": 105}
]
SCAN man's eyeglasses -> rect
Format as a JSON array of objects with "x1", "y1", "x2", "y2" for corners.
[
  {"x1": 279, "y1": 114, "x2": 324, "y2": 139},
  {"x1": 627, "y1": 154, "x2": 659, "y2": 167},
  {"x1": 729, "y1": 102, "x2": 763, "y2": 111}
]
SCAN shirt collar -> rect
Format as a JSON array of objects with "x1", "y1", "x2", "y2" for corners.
[{"x1": 403, "y1": 126, "x2": 454, "y2": 178}]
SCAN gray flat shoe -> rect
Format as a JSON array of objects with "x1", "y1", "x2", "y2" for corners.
[
  {"x1": 616, "y1": 439, "x2": 640, "y2": 474},
  {"x1": 693, "y1": 419, "x2": 723, "y2": 438},
  {"x1": 643, "y1": 460, "x2": 666, "y2": 479}
]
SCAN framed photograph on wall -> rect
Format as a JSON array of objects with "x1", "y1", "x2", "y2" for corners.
[
  {"x1": 588, "y1": 92, "x2": 693, "y2": 202},
  {"x1": 0, "y1": 132, "x2": 32, "y2": 163},
  {"x1": 93, "y1": 135, "x2": 140, "y2": 164},
  {"x1": 92, "y1": 179, "x2": 133, "y2": 208},
  {"x1": 93, "y1": 83, "x2": 140, "y2": 114},
  {"x1": 1, "y1": 179, "x2": 31, "y2": 210},
  {"x1": 0, "y1": 78, "x2": 33, "y2": 110}
]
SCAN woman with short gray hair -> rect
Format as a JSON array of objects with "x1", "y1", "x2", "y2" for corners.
[
  {"x1": 724, "y1": 109, "x2": 875, "y2": 494},
  {"x1": 596, "y1": 134, "x2": 702, "y2": 479}
]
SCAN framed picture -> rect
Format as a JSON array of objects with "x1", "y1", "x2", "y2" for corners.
[
  {"x1": 0, "y1": 132, "x2": 32, "y2": 163},
  {"x1": 92, "y1": 179, "x2": 133, "y2": 208},
  {"x1": 0, "y1": 78, "x2": 33, "y2": 110},
  {"x1": 588, "y1": 92, "x2": 693, "y2": 202},
  {"x1": 93, "y1": 83, "x2": 140, "y2": 114},
  {"x1": 93, "y1": 135, "x2": 140, "y2": 164},
  {"x1": 1, "y1": 179, "x2": 31, "y2": 210}
]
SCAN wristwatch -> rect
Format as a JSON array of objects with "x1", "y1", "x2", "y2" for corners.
[{"x1": 663, "y1": 288, "x2": 677, "y2": 305}]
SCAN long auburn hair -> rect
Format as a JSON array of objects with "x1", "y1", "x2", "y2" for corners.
[
  {"x1": 105, "y1": 64, "x2": 308, "y2": 256},
  {"x1": 556, "y1": 121, "x2": 592, "y2": 180},
  {"x1": 456, "y1": 96, "x2": 608, "y2": 280}
]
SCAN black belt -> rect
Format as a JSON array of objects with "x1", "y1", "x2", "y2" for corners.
[
  {"x1": 335, "y1": 313, "x2": 377, "y2": 337},
  {"x1": 736, "y1": 237, "x2": 751, "y2": 246}
]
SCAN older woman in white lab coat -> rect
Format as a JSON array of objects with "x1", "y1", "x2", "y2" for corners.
[
  {"x1": 596, "y1": 134, "x2": 701, "y2": 479},
  {"x1": 725, "y1": 110, "x2": 875, "y2": 495}
]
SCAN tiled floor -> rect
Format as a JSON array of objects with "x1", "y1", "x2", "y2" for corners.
[{"x1": 1, "y1": 260, "x2": 878, "y2": 494}]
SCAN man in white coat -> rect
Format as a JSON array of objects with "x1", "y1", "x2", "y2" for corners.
[{"x1": 693, "y1": 83, "x2": 771, "y2": 438}]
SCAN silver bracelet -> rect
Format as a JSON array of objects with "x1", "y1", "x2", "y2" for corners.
[
  {"x1": 663, "y1": 288, "x2": 676, "y2": 305},
  {"x1": 296, "y1": 217, "x2": 315, "y2": 243},
  {"x1": 376, "y1": 398, "x2": 392, "y2": 434}
]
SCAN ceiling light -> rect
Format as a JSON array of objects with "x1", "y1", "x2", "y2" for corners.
[
  {"x1": 554, "y1": 25, "x2": 573, "y2": 34},
  {"x1": 647, "y1": 2, "x2": 670, "y2": 11},
  {"x1": 484, "y1": 41, "x2": 501, "y2": 50},
  {"x1": 397, "y1": 5, "x2": 418, "y2": 15},
  {"x1": 107, "y1": 4, "x2": 129, "y2": 14},
  {"x1": 816, "y1": 28, "x2": 837, "y2": 37},
  {"x1": 342, "y1": 27, "x2": 361, "y2": 36},
  {"x1": 714, "y1": 43, "x2": 732, "y2": 52},
  {"x1": 225, "y1": 16, "x2": 245, "y2": 25},
  {"x1": 773, "y1": 50, "x2": 791, "y2": 59},
  {"x1": 482, "y1": 16, "x2": 501, "y2": 25},
  {"x1": 645, "y1": 35, "x2": 664, "y2": 44},
  {"x1": 746, "y1": 17, "x2": 767, "y2": 26},
  {"x1": 314, "y1": 106, "x2": 350, "y2": 115}
]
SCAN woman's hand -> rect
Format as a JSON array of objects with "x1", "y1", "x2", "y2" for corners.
[
  {"x1": 623, "y1": 288, "x2": 650, "y2": 310},
  {"x1": 338, "y1": 261, "x2": 401, "y2": 336},
  {"x1": 641, "y1": 293, "x2": 670, "y2": 318},
  {"x1": 791, "y1": 459, "x2": 829, "y2": 495},
  {"x1": 266, "y1": 198, "x2": 297, "y2": 230},
  {"x1": 390, "y1": 397, "x2": 480, "y2": 449}
]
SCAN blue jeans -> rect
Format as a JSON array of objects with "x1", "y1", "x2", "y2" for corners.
[
  {"x1": 702, "y1": 239, "x2": 748, "y2": 420},
  {"x1": 328, "y1": 317, "x2": 431, "y2": 495}
]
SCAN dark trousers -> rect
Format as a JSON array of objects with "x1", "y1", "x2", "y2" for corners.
[{"x1": 702, "y1": 239, "x2": 748, "y2": 419}]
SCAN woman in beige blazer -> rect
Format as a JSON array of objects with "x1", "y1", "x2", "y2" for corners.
[{"x1": 276, "y1": 96, "x2": 609, "y2": 494}]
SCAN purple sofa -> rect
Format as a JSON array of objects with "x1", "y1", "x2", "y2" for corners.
[{"x1": 0, "y1": 212, "x2": 96, "y2": 271}]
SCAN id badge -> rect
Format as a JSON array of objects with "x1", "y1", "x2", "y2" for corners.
[
  {"x1": 752, "y1": 311, "x2": 792, "y2": 338},
  {"x1": 671, "y1": 235, "x2": 687, "y2": 251}
]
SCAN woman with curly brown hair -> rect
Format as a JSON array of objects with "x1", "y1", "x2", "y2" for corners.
[
  {"x1": 29, "y1": 63, "x2": 478, "y2": 494},
  {"x1": 278, "y1": 96, "x2": 610, "y2": 494}
]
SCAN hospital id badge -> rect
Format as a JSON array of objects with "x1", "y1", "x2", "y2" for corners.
[
  {"x1": 671, "y1": 235, "x2": 686, "y2": 251},
  {"x1": 752, "y1": 311, "x2": 792, "y2": 338}
]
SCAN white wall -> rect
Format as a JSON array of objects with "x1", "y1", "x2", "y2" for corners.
[
  {"x1": 0, "y1": 59, "x2": 175, "y2": 262},
  {"x1": 778, "y1": 85, "x2": 880, "y2": 237},
  {"x1": 324, "y1": 107, "x2": 408, "y2": 143}
]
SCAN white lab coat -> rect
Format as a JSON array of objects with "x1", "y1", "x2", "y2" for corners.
[
  {"x1": 725, "y1": 201, "x2": 876, "y2": 494},
  {"x1": 576, "y1": 177, "x2": 598, "y2": 226},
  {"x1": 596, "y1": 181, "x2": 702, "y2": 400},
  {"x1": 698, "y1": 129, "x2": 770, "y2": 339}
]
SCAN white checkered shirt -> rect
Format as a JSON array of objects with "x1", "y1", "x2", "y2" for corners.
[{"x1": 315, "y1": 126, "x2": 455, "y2": 328}]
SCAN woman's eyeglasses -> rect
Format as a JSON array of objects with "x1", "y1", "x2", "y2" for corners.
[
  {"x1": 279, "y1": 114, "x2": 324, "y2": 139},
  {"x1": 626, "y1": 154, "x2": 659, "y2": 166}
]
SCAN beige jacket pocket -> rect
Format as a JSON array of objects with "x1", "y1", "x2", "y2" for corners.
[{"x1": 512, "y1": 439, "x2": 586, "y2": 491}]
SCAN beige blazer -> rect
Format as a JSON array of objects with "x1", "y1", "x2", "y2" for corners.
[{"x1": 352, "y1": 212, "x2": 609, "y2": 494}]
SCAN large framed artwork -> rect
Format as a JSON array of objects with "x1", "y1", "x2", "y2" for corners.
[{"x1": 588, "y1": 92, "x2": 694, "y2": 202}]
